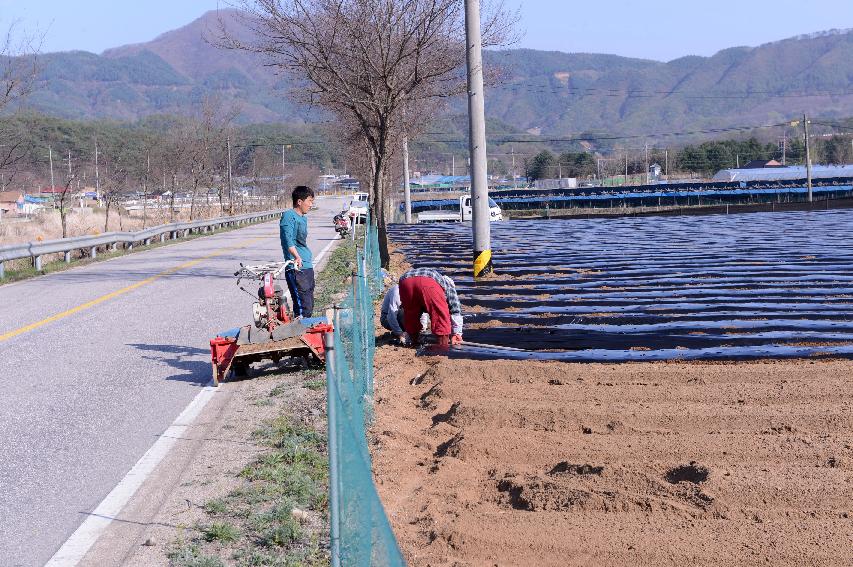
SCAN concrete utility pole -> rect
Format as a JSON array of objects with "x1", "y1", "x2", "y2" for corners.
[
  {"x1": 644, "y1": 143, "x2": 650, "y2": 184},
  {"x1": 511, "y1": 146, "x2": 517, "y2": 188},
  {"x1": 94, "y1": 139, "x2": 100, "y2": 200},
  {"x1": 464, "y1": 0, "x2": 492, "y2": 277},
  {"x1": 227, "y1": 136, "x2": 234, "y2": 213},
  {"x1": 48, "y1": 145, "x2": 55, "y2": 192},
  {"x1": 281, "y1": 145, "x2": 286, "y2": 188},
  {"x1": 624, "y1": 153, "x2": 628, "y2": 185},
  {"x1": 144, "y1": 150, "x2": 150, "y2": 228},
  {"x1": 803, "y1": 114, "x2": 813, "y2": 202},
  {"x1": 402, "y1": 136, "x2": 412, "y2": 223}
]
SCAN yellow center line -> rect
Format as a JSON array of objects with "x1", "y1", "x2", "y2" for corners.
[{"x1": 0, "y1": 235, "x2": 271, "y2": 344}]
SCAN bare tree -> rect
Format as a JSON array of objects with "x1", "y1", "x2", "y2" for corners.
[
  {"x1": 185, "y1": 97, "x2": 239, "y2": 220},
  {"x1": 160, "y1": 124, "x2": 192, "y2": 222},
  {"x1": 55, "y1": 157, "x2": 80, "y2": 239},
  {"x1": 1, "y1": 23, "x2": 38, "y2": 111},
  {"x1": 221, "y1": 0, "x2": 515, "y2": 266},
  {"x1": 0, "y1": 23, "x2": 40, "y2": 184},
  {"x1": 100, "y1": 160, "x2": 129, "y2": 233}
]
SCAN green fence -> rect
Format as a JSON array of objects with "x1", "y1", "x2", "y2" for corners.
[{"x1": 325, "y1": 216, "x2": 405, "y2": 566}]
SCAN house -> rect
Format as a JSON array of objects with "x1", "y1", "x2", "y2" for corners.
[
  {"x1": 22, "y1": 195, "x2": 49, "y2": 215},
  {"x1": 649, "y1": 163, "x2": 663, "y2": 181},
  {"x1": 740, "y1": 159, "x2": 784, "y2": 169},
  {"x1": 534, "y1": 178, "x2": 578, "y2": 189},
  {"x1": 0, "y1": 190, "x2": 24, "y2": 218}
]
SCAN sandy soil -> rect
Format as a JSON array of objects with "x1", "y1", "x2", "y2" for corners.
[{"x1": 370, "y1": 348, "x2": 853, "y2": 566}]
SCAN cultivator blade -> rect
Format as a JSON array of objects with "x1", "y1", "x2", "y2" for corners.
[{"x1": 209, "y1": 318, "x2": 333, "y2": 385}]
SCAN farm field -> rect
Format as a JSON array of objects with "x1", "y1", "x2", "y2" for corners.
[
  {"x1": 372, "y1": 210, "x2": 853, "y2": 566},
  {"x1": 390, "y1": 210, "x2": 853, "y2": 361}
]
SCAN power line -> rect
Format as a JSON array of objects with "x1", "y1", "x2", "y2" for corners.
[
  {"x1": 811, "y1": 120, "x2": 853, "y2": 131},
  {"x1": 484, "y1": 83, "x2": 853, "y2": 100},
  {"x1": 415, "y1": 121, "x2": 791, "y2": 145}
]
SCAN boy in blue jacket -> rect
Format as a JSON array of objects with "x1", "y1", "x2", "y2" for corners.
[{"x1": 280, "y1": 186, "x2": 315, "y2": 317}]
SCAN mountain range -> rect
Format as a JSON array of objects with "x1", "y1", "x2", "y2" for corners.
[{"x1": 17, "y1": 10, "x2": 853, "y2": 141}]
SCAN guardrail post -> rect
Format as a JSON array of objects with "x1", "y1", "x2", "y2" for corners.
[
  {"x1": 144, "y1": 238, "x2": 151, "y2": 246},
  {"x1": 160, "y1": 234, "x2": 166, "y2": 243},
  {"x1": 0, "y1": 261, "x2": 4, "y2": 279},
  {"x1": 64, "y1": 251, "x2": 71, "y2": 263},
  {"x1": 171, "y1": 231, "x2": 177, "y2": 240},
  {"x1": 33, "y1": 255, "x2": 42, "y2": 271},
  {"x1": 127, "y1": 242, "x2": 133, "y2": 251},
  {"x1": 90, "y1": 246, "x2": 97, "y2": 259}
]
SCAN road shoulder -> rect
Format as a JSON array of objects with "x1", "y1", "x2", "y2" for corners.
[{"x1": 79, "y1": 235, "x2": 352, "y2": 566}]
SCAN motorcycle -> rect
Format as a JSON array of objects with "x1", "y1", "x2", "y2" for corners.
[{"x1": 333, "y1": 213, "x2": 351, "y2": 239}]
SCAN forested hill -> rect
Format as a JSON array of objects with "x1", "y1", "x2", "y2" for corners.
[{"x1": 17, "y1": 10, "x2": 853, "y2": 137}]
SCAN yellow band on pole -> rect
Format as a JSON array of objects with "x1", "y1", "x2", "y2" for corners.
[{"x1": 473, "y1": 249, "x2": 492, "y2": 277}]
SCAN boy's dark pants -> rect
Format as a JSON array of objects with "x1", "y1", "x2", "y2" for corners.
[{"x1": 285, "y1": 268, "x2": 315, "y2": 318}]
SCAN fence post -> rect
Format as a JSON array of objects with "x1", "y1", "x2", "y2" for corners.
[{"x1": 323, "y1": 322, "x2": 341, "y2": 567}]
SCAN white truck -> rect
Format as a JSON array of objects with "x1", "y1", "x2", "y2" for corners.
[
  {"x1": 345, "y1": 193, "x2": 369, "y2": 219},
  {"x1": 416, "y1": 196, "x2": 503, "y2": 223}
]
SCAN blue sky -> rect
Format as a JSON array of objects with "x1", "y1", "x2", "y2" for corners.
[{"x1": 0, "y1": 0, "x2": 850, "y2": 61}]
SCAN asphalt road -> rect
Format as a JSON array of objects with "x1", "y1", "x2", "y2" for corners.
[{"x1": 0, "y1": 196, "x2": 345, "y2": 566}]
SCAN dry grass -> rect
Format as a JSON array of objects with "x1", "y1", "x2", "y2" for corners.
[
  {"x1": 0, "y1": 205, "x2": 241, "y2": 246},
  {"x1": 0, "y1": 204, "x2": 277, "y2": 281}
]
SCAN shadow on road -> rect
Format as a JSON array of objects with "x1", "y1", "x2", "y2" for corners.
[
  {"x1": 128, "y1": 343, "x2": 315, "y2": 386},
  {"x1": 127, "y1": 343, "x2": 212, "y2": 386}
]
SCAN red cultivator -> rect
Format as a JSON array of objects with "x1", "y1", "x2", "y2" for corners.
[{"x1": 210, "y1": 261, "x2": 332, "y2": 385}]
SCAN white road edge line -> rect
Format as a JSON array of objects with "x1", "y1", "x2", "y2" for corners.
[
  {"x1": 46, "y1": 236, "x2": 339, "y2": 566},
  {"x1": 45, "y1": 384, "x2": 218, "y2": 567},
  {"x1": 312, "y1": 238, "x2": 337, "y2": 272}
]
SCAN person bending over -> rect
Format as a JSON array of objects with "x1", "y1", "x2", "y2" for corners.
[{"x1": 397, "y1": 268, "x2": 463, "y2": 348}]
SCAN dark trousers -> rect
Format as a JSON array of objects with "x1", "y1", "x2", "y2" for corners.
[{"x1": 285, "y1": 268, "x2": 315, "y2": 318}]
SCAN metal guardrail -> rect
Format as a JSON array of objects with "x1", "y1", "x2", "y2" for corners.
[{"x1": 0, "y1": 209, "x2": 284, "y2": 278}]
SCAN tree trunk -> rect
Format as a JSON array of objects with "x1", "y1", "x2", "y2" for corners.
[
  {"x1": 104, "y1": 200, "x2": 111, "y2": 233},
  {"x1": 170, "y1": 175, "x2": 177, "y2": 222},
  {"x1": 189, "y1": 180, "x2": 199, "y2": 221},
  {"x1": 60, "y1": 200, "x2": 68, "y2": 239},
  {"x1": 369, "y1": 142, "x2": 391, "y2": 269}
]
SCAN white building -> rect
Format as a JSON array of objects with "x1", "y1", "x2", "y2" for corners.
[{"x1": 712, "y1": 164, "x2": 853, "y2": 182}]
